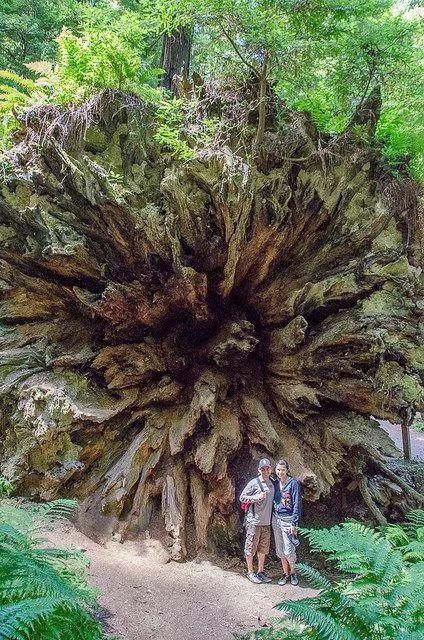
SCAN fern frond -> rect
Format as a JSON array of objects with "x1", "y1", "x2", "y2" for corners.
[
  {"x1": 278, "y1": 600, "x2": 362, "y2": 640},
  {"x1": 29, "y1": 499, "x2": 78, "y2": 533},
  {"x1": 0, "y1": 544, "x2": 87, "y2": 603},
  {"x1": 0, "y1": 523, "x2": 33, "y2": 549},
  {"x1": 372, "y1": 541, "x2": 403, "y2": 582},
  {"x1": 383, "y1": 524, "x2": 410, "y2": 548},
  {"x1": 0, "y1": 70, "x2": 35, "y2": 92},
  {"x1": 296, "y1": 563, "x2": 332, "y2": 590},
  {"x1": 401, "y1": 540, "x2": 424, "y2": 562},
  {"x1": 304, "y1": 521, "x2": 401, "y2": 580},
  {"x1": 0, "y1": 597, "x2": 102, "y2": 640},
  {"x1": 406, "y1": 510, "x2": 424, "y2": 527},
  {"x1": 0, "y1": 101, "x2": 16, "y2": 114},
  {"x1": 0, "y1": 504, "x2": 37, "y2": 537},
  {"x1": 24, "y1": 61, "x2": 55, "y2": 77}
]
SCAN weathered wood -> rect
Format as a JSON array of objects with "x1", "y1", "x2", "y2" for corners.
[{"x1": 0, "y1": 89, "x2": 423, "y2": 557}]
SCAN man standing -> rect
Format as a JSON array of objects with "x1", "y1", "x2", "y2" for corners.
[
  {"x1": 239, "y1": 458, "x2": 275, "y2": 583},
  {"x1": 272, "y1": 458, "x2": 301, "y2": 586}
]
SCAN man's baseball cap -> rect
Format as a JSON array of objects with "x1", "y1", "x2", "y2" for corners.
[{"x1": 258, "y1": 458, "x2": 272, "y2": 468}]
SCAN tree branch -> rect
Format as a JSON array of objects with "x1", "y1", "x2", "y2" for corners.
[{"x1": 217, "y1": 21, "x2": 260, "y2": 78}]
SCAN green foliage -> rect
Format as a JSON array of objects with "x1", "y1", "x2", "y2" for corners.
[
  {"x1": 151, "y1": 0, "x2": 424, "y2": 180},
  {"x1": 0, "y1": 495, "x2": 106, "y2": 640},
  {"x1": 412, "y1": 414, "x2": 424, "y2": 432},
  {"x1": 52, "y1": 7, "x2": 162, "y2": 102},
  {"x1": 0, "y1": 0, "x2": 423, "y2": 181},
  {"x1": 154, "y1": 99, "x2": 195, "y2": 160},
  {"x1": 383, "y1": 510, "x2": 424, "y2": 563},
  {"x1": 0, "y1": 4, "x2": 166, "y2": 152},
  {"x1": 241, "y1": 516, "x2": 424, "y2": 640},
  {"x1": 0, "y1": 477, "x2": 13, "y2": 498},
  {"x1": 0, "y1": 0, "x2": 89, "y2": 73}
]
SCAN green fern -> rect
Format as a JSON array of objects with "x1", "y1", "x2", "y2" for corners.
[
  {"x1": 296, "y1": 564, "x2": 332, "y2": 591},
  {"x1": 405, "y1": 510, "x2": 424, "y2": 527},
  {"x1": 0, "y1": 70, "x2": 35, "y2": 93},
  {"x1": 0, "y1": 498, "x2": 77, "y2": 543},
  {"x1": 0, "y1": 70, "x2": 36, "y2": 114},
  {"x1": 255, "y1": 518, "x2": 424, "y2": 640},
  {"x1": 0, "y1": 496, "x2": 104, "y2": 640},
  {"x1": 278, "y1": 600, "x2": 362, "y2": 640},
  {"x1": 0, "y1": 478, "x2": 13, "y2": 498}
]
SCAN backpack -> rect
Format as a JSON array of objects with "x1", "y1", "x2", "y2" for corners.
[{"x1": 240, "y1": 477, "x2": 267, "y2": 514}]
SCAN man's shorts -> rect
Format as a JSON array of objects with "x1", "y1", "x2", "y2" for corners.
[
  {"x1": 244, "y1": 523, "x2": 271, "y2": 556},
  {"x1": 272, "y1": 515, "x2": 297, "y2": 564}
]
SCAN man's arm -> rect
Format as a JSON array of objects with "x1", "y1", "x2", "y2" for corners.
[{"x1": 240, "y1": 479, "x2": 264, "y2": 504}]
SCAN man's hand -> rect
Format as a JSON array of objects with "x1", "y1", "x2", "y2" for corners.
[{"x1": 290, "y1": 525, "x2": 298, "y2": 535}]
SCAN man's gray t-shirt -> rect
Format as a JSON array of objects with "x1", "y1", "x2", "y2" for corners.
[{"x1": 240, "y1": 476, "x2": 275, "y2": 526}]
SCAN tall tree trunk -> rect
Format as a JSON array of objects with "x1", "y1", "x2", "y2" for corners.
[
  {"x1": 160, "y1": 27, "x2": 192, "y2": 94},
  {"x1": 254, "y1": 50, "x2": 269, "y2": 150},
  {"x1": 0, "y1": 90, "x2": 423, "y2": 560}
]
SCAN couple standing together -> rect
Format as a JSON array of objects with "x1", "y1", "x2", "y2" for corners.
[{"x1": 240, "y1": 458, "x2": 301, "y2": 585}]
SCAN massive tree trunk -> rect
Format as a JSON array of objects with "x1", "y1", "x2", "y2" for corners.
[
  {"x1": 160, "y1": 27, "x2": 192, "y2": 94},
  {"x1": 0, "y1": 89, "x2": 423, "y2": 559}
]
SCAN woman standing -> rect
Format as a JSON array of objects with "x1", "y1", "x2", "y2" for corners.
[{"x1": 272, "y1": 459, "x2": 301, "y2": 586}]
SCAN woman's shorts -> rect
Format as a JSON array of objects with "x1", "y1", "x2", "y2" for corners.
[
  {"x1": 272, "y1": 515, "x2": 297, "y2": 564},
  {"x1": 244, "y1": 523, "x2": 271, "y2": 556}
]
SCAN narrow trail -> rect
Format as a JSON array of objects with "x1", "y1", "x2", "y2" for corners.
[{"x1": 48, "y1": 525, "x2": 317, "y2": 640}]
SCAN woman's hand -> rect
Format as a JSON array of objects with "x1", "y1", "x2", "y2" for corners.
[{"x1": 290, "y1": 525, "x2": 298, "y2": 535}]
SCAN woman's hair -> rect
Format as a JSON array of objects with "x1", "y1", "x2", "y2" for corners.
[{"x1": 276, "y1": 459, "x2": 290, "y2": 474}]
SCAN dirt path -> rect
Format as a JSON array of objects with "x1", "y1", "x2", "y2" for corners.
[{"x1": 48, "y1": 524, "x2": 316, "y2": 640}]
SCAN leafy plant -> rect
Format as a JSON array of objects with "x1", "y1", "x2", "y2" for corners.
[
  {"x1": 384, "y1": 510, "x2": 424, "y2": 563},
  {"x1": 0, "y1": 490, "x2": 106, "y2": 640},
  {"x1": 241, "y1": 518, "x2": 424, "y2": 640},
  {"x1": 412, "y1": 414, "x2": 424, "y2": 432},
  {"x1": 0, "y1": 476, "x2": 13, "y2": 498},
  {"x1": 154, "y1": 98, "x2": 195, "y2": 160},
  {"x1": 0, "y1": 0, "x2": 88, "y2": 73}
]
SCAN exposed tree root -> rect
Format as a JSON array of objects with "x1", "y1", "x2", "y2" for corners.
[{"x1": 0, "y1": 89, "x2": 423, "y2": 557}]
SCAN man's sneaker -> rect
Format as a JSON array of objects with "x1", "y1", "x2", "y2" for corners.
[
  {"x1": 247, "y1": 572, "x2": 262, "y2": 584},
  {"x1": 290, "y1": 572, "x2": 299, "y2": 586},
  {"x1": 257, "y1": 571, "x2": 272, "y2": 583},
  {"x1": 278, "y1": 575, "x2": 289, "y2": 586}
]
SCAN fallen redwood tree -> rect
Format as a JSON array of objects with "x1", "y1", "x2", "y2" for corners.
[{"x1": 0, "y1": 87, "x2": 423, "y2": 559}]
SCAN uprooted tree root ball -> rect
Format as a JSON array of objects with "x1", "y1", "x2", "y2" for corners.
[{"x1": 0, "y1": 89, "x2": 423, "y2": 559}]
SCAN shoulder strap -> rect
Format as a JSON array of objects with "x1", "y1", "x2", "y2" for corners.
[
  {"x1": 250, "y1": 477, "x2": 264, "y2": 517},
  {"x1": 257, "y1": 477, "x2": 265, "y2": 491}
]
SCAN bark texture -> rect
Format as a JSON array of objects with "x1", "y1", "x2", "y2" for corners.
[
  {"x1": 0, "y1": 90, "x2": 423, "y2": 558},
  {"x1": 160, "y1": 28, "x2": 192, "y2": 94}
]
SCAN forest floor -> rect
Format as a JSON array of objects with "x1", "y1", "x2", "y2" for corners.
[
  {"x1": 46, "y1": 423, "x2": 423, "y2": 640},
  {"x1": 48, "y1": 523, "x2": 317, "y2": 640}
]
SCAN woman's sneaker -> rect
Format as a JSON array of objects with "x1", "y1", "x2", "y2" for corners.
[
  {"x1": 247, "y1": 572, "x2": 262, "y2": 584},
  {"x1": 278, "y1": 575, "x2": 289, "y2": 586},
  {"x1": 257, "y1": 571, "x2": 272, "y2": 583},
  {"x1": 290, "y1": 573, "x2": 299, "y2": 586}
]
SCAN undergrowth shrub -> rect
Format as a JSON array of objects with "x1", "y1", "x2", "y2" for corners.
[
  {"x1": 0, "y1": 477, "x2": 107, "y2": 640},
  {"x1": 238, "y1": 514, "x2": 424, "y2": 640}
]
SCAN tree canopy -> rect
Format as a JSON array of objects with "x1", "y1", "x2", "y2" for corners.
[{"x1": 0, "y1": 0, "x2": 423, "y2": 178}]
